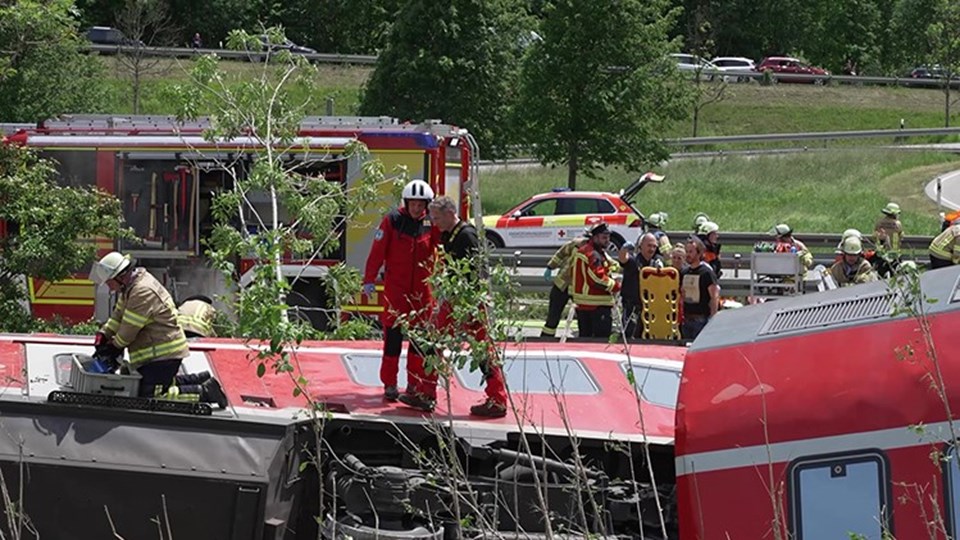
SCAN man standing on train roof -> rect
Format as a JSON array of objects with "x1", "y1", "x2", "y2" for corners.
[
  {"x1": 399, "y1": 196, "x2": 508, "y2": 417},
  {"x1": 363, "y1": 179, "x2": 439, "y2": 402},
  {"x1": 91, "y1": 252, "x2": 228, "y2": 408}
]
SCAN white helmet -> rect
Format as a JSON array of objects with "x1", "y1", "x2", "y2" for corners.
[
  {"x1": 697, "y1": 221, "x2": 719, "y2": 235},
  {"x1": 840, "y1": 236, "x2": 863, "y2": 256},
  {"x1": 91, "y1": 251, "x2": 131, "y2": 284},
  {"x1": 402, "y1": 179, "x2": 434, "y2": 201}
]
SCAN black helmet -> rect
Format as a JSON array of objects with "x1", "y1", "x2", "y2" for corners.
[{"x1": 587, "y1": 222, "x2": 610, "y2": 236}]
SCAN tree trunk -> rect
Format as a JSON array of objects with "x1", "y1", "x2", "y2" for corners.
[
  {"x1": 946, "y1": 82, "x2": 952, "y2": 128},
  {"x1": 567, "y1": 141, "x2": 578, "y2": 190},
  {"x1": 693, "y1": 105, "x2": 700, "y2": 137},
  {"x1": 133, "y1": 68, "x2": 141, "y2": 114}
]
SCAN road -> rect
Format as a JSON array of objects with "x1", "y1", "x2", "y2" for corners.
[{"x1": 923, "y1": 152, "x2": 960, "y2": 211}]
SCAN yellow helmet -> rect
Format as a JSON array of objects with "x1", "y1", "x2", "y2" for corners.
[{"x1": 91, "y1": 251, "x2": 131, "y2": 284}]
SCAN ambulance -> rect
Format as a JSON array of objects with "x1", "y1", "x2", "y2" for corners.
[{"x1": 481, "y1": 172, "x2": 663, "y2": 250}]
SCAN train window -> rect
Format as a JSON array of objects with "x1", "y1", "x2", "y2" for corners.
[
  {"x1": 620, "y1": 362, "x2": 681, "y2": 408},
  {"x1": 342, "y1": 353, "x2": 410, "y2": 389},
  {"x1": 457, "y1": 355, "x2": 598, "y2": 394},
  {"x1": 789, "y1": 452, "x2": 889, "y2": 540}
]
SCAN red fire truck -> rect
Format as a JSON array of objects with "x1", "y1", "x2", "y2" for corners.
[{"x1": 3, "y1": 115, "x2": 478, "y2": 327}]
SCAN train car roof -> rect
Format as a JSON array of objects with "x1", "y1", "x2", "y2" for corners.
[
  {"x1": 2, "y1": 334, "x2": 686, "y2": 447},
  {"x1": 690, "y1": 265, "x2": 960, "y2": 352}
]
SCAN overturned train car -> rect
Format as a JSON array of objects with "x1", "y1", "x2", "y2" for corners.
[{"x1": 0, "y1": 338, "x2": 684, "y2": 539}]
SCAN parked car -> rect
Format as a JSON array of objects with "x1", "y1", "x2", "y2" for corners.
[
  {"x1": 711, "y1": 56, "x2": 756, "y2": 82},
  {"x1": 670, "y1": 53, "x2": 717, "y2": 80},
  {"x1": 755, "y1": 56, "x2": 830, "y2": 84},
  {"x1": 905, "y1": 65, "x2": 960, "y2": 89},
  {"x1": 85, "y1": 26, "x2": 143, "y2": 47},
  {"x1": 481, "y1": 173, "x2": 664, "y2": 251}
]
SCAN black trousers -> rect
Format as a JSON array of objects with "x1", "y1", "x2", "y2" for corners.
[
  {"x1": 541, "y1": 284, "x2": 571, "y2": 337},
  {"x1": 137, "y1": 358, "x2": 183, "y2": 397},
  {"x1": 576, "y1": 306, "x2": 612, "y2": 339},
  {"x1": 930, "y1": 255, "x2": 953, "y2": 269}
]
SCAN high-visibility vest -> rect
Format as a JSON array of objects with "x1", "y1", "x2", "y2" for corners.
[
  {"x1": 178, "y1": 299, "x2": 217, "y2": 337},
  {"x1": 571, "y1": 243, "x2": 620, "y2": 307},
  {"x1": 930, "y1": 225, "x2": 960, "y2": 263}
]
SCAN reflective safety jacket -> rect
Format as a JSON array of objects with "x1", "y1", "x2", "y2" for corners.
[
  {"x1": 177, "y1": 299, "x2": 217, "y2": 337},
  {"x1": 650, "y1": 229, "x2": 672, "y2": 255},
  {"x1": 828, "y1": 258, "x2": 878, "y2": 287},
  {"x1": 571, "y1": 242, "x2": 621, "y2": 308},
  {"x1": 773, "y1": 238, "x2": 814, "y2": 271},
  {"x1": 100, "y1": 269, "x2": 189, "y2": 366},
  {"x1": 363, "y1": 206, "x2": 440, "y2": 327},
  {"x1": 930, "y1": 224, "x2": 960, "y2": 263},
  {"x1": 874, "y1": 216, "x2": 903, "y2": 251},
  {"x1": 548, "y1": 237, "x2": 589, "y2": 291}
]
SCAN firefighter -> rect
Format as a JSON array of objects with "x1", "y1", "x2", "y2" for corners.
[
  {"x1": 91, "y1": 252, "x2": 228, "y2": 408},
  {"x1": 692, "y1": 212, "x2": 711, "y2": 233},
  {"x1": 874, "y1": 202, "x2": 903, "y2": 252},
  {"x1": 177, "y1": 295, "x2": 217, "y2": 338},
  {"x1": 645, "y1": 212, "x2": 672, "y2": 255},
  {"x1": 697, "y1": 220, "x2": 723, "y2": 277},
  {"x1": 571, "y1": 222, "x2": 621, "y2": 339},
  {"x1": 363, "y1": 179, "x2": 439, "y2": 402},
  {"x1": 540, "y1": 229, "x2": 590, "y2": 338},
  {"x1": 828, "y1": 237, "x2": 879, "y2": 286},
  {"x1": 400, "y1": 196, "x2": 508, "y2": 417},
  {"x1": 770, "y1": 223, "x2": 813, "y2": 271},
  {"x1": 929, "y1": 217, "x2": 960, "y2": 269}
]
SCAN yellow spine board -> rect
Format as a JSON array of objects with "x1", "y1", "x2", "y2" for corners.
[{"x1": 639, "y1": 267, "x2": 681, "y2": 340}]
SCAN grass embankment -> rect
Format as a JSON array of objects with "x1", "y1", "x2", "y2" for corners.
[
  {"x1": 99, "y1": 60, "x2": 958, "y2": 134},
  {"x1": 481, "y1": 150, "x2": 960, "y2": 237},
  {"x1": 99, "y1": 57, "x2": 371, "y2": 115}
]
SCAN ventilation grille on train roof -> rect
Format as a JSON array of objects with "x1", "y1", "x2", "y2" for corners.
[{"x1": 758, "y1": 292, "x2": 895, "y2": 336}]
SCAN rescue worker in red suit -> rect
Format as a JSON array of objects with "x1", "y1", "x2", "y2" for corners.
[
  {"x1": 571, "y1": 222, "x2": 621, "y2": 338},
  {"x1": 398, "y1": 196, "x2": 508, "y2": 417},
  {"x1": 363, "y1": 179, "x2": 439, "y2": 401}
]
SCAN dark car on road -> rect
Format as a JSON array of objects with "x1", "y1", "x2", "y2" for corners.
[
  {"x1": 905, "y1": 66, "x2": 960, "y2": 89},
  {"x1": 85, "y1": 26, "x2": 143, "y2": 47}
]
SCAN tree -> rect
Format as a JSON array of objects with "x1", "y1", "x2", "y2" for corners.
[
  {"x1": 359, "y1": 0, "x2": 534, "y2": 158},
  {"x1": 515, "y1": 0, "x2": 690, "y2": 189},
  {"x1": 175, "y1": 26, "x2": 386, "y2": 349},
  {"x1": 685, "y1": 0, "x2": 727, "y2": 138},
  {"x1": 926, "y1": 0, "x2": 960, "y2": 127},
  {"x1": 114, "y1": 0, "x2": 180, "y2": 114},
  {"x1": 0, "y1": 0, "x2": 108, "y2": 122},
  {"x1": 0, "y1": 145, "x2": 129, "y2": 331}
]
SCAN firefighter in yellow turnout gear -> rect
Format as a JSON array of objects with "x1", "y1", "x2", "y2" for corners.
[
  {"x1": 541, "y1": 232, "x2": 589, "y2": 338},
  {"x1": 91, "y1": 252, "x2": 227, "y2": 408},
  {"x1": 178, "y1": 295, "x2": 217, "y2": 338}
]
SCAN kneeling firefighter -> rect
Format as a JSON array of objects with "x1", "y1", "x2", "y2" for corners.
[{"x1": 91, "y1": 252, "x2": 228, "y2": 408}]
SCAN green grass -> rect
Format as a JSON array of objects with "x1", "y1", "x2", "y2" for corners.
[
  {"x1": 99, "y1": 57, "x2": 371, "y2": 115},
  {"x1": 480, "y1": 149, "x2": 960, "y2": 237}
]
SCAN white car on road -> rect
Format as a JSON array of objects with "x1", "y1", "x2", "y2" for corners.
[{"x1": 711, "y1": 56, "x2": 756, "y2": 82}]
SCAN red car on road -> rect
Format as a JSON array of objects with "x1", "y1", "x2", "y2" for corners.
[{"x1": 756, "y1": 56, "x2": 830, "y2": 84}]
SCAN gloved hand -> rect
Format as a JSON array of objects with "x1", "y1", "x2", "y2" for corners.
[
  {"x1": 95, "y1": 337, "x2": 122, "y2": 360},
  {"x1": 542, "y1": 268, "x2": 554, "y2": 282},
  {"x1": 362, "y1": 283, "x2": 376, "y2": 296},
  {"x1": 93, "y1": 331, "x2": 106, "y2": 346}
]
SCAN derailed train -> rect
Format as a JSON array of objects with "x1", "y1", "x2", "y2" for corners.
[{"x1": 2, "y1": 265, "x2": 959, "y2": 539}]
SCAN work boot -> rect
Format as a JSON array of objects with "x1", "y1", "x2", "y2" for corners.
[
  {"x1": 176, "y1": 371, "x2": 212, "y2": 386},
  {"x1": 383, "y1": 385, "x2": 400, "y2": 402},
  {"x1": 398, "y1": 392, "x2": 435, "y2": 413},
  {"x1": 200, "y1": 378, "x2": 229, "y2": 409},
  {"x1": 469, "y1": 400, "x2": 507, "y2": 418}
]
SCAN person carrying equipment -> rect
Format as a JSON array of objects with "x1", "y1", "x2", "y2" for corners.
[
  {"x1": 363, "y1": 179, "x2": 440, "y2": 402},
  {"x1": 91, "y1": 252, "x2": 227, "y2": 408}
]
